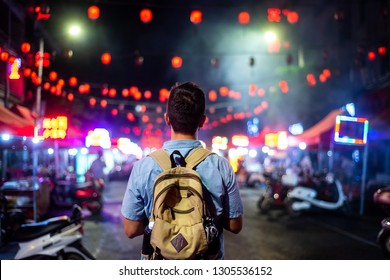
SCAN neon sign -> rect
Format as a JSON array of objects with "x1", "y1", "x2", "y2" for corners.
[
  {"x1": 265, "y1": 131, "x2": 288, "y2": 150},
  {"x1": 35, "y1": 116, "x2": 68, "y2": 140},
  {"x1": 212, "y1": 136, "x2": 228, "y2": 150},
  {"x1": 334, "y1": 115, "x2": 368, "y2": 145},
  {"x1": 8, "y1": 58, "x2": 21, "y2": 80},
  {"x1": 85, "y1": 128, "x2": 111, "y2": 149}
]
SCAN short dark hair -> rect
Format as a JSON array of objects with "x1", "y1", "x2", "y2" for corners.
[{"x1": 166, "y1": 82, "x2": 206, "y2": 135}]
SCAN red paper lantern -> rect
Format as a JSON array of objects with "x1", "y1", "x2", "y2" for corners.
[
  {"x1": 0, "y1": 51, "x2": 9, "y2": 61},
  {"x1": 287, "y1": 11, "x2": 299, "y2": 24},
  {"x1": 109, "y1": 88, "x2": 117, "y2": 98},
  {"x1": 208, "y1": 90, "x2": 217, "y2": 102},
  {"x1": 219, "y1": 86, "x2": 229, "y2": 96},
  {"x1": 100, "y1": 99, "x2": 108, "y2": 108},
  {"x1": 190, "y1": 10, "x2": 202, "y2": 24},
  {"x1": 122, "y1": 88, "x2": 129, "y2": 97},
  {"x1": 88, "y1": 6, "x2": 100, "y2": 20},
  {"x1": 8, "y1": 56, "x2": 16, "y2": 64},
  {"x1": 140, "y1": 9, "x2": 152, "y2": 23},
  {"x1": 238, "y1": 11, "x2": 250, "y2": 25},
  {"x1": 144, "y1": 90, "x2": 152, "y2": 99},
  {"x1": 67, "y1": 93, "x2": 74, "y2": 102},
  {"x1": 68, "y1": 76, "x2": 78, "y2": 87},
  {"x1": 101, "y1": 52, "x2": 111, "y2": 64},
  {"x1": 49, "y1": 71, "x2": 57, "y2": 81},
  {"x1": 21, "y1": 42, "x2": 31, "y2": 53},
  {"x1": 89, "y1": 98, "x2": 97, "y2": 106},
  {"x1": 111, "y1": 108, "x2": 118, "y2": 116},
  {"x1": 368, "y1": 51, "x2": 376, "y2": 61},
  {"x1": 127, "y1": 112, "x2": 135, "y2": 122},
  {"x1": 171, "y1": 56, "x2": 182, "y2": 68},
  {"x1": 43, "y1": 82, "x2": 51, "y2": 90},
  {"x1": 378, "y1": 46, "x2": 387, "y2": 56},
  {"x1": 23, "y1": 68, "x2": 32, "y2": 77}
]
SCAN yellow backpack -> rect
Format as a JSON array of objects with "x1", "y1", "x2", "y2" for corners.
[{"x1": 145, "y1": 147, "x2": 218, "y2": 260}]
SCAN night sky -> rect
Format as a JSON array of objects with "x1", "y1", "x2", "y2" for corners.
[{"x1": 20, "y1": 0, "x2": 364, "y2": 142}]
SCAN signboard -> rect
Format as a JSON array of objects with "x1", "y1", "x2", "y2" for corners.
[
  {"x1": 34, "y1": 116, "x2": 68, "y2": 140},
  {"x1": 334, "y1": 115, "x2": 368, "y2": 145}
]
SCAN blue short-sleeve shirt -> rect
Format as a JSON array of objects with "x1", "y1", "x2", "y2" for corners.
[{"x1": 121, "y1": 140, "x2": 244, "y2": 259}]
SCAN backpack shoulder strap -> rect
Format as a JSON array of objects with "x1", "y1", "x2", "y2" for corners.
[
  {"x1": 185, "y1": 147, "x2": 213, "y2": 169},
  {"x1": 149, "y1": 149, "x2": 171, "y2": 171}
]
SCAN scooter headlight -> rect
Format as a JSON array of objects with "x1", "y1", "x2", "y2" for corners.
[{"x1": 381, "y1": 218, "x2": 390, "y2": 228}]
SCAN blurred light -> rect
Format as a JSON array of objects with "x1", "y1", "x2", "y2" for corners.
[
  {"x1": 0, "y1": 51, "x2": 9, "y2": 61},
  {"x1": 80, "y1": 148, "x2": 89, "y2": 155},
  {"x1": 1, "y1": 134, "x2": 11, "y2": 141},
  {"x1": 264, "y1": 31, "x2": 277, "y2": 43},
  {"x1": 21, "y1": 42, "x2": 31, "y2": 53},
  {"x1": 267, "y1": 8, "x2": 281, "y2": 22},
  {"x1": 140, "y1": 9, "x2": 152, "y2": 23},
  {"x1": 378, "y1": 46, "x2": 387, "y2": 56},
  {"x1": 289, "y1": 123, "x2": 304, "y2": 135},
  {"x1": 298, "y1": 142, "x2": 307, "y2": 150},
  {"x1": 190, "y1": 10, "x2": 202, "y2": 24},
  {"x1": 171, "y1": 56, "x2": 182, "y2": 68},
  {"x1": 208, "y1": 90, "x2": 217, "y2": 102},
  {"x1": 68, "y1": 148, "x2": 77, "y2": 156},
  {"x1": 101, "y1": 52, "x2": 112, "y2": 65},
  {"x1": 86, "y1": 128, "x2": 111, "y2": 149},
  {"x1": 277, "y1": 131, "x2": 288, "y2": 150},
  {"x1": 368, "y1": 51, "x2": 376, "y2": 61},
  {"x1": 68, "y1": 76, "x2": 78, "y2": 87},
  {"x1": 248, "y1": 149, "x2": 257, "y2": 158},
  {"x1": 47, "y1": 148, "x2": 54, "y2": 155},
  {"x1": 49, "y1": 71, "x2": 57, "y2": 81},
  {"x1": 287, "y1": 11, "x2": 299, "y2": 23},
  {"x1": 88, "y1": 5, "x2": 100, "y2": 20},
  {"x1": 232, "y1": 135, "x2": 249, "y2": 147},
  {"x1": 346, "y1": 103, "x2": 356, "y2": 116},
  {"x1": 68, "y1": 25, "x2": 82, "y2": 37},
  {"x1": 238, "y1": 11, "x2": 250, "y2": 25},
  {"x1": 262, "y1": 146, "x2": 270, "y2": 154}
]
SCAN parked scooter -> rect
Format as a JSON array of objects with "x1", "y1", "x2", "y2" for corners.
[
  {"x1": 373, "y1": 186, "x2": 390, "y2": 215},
  {"x1": 1, "y1": 202, "x2": 95, "y2": 259},
  {"x1": 51, "y1": 179, "x2": 103, "y2": 215},
  {"x1": 257, "y1": 171, "x2": 295, "y2": 214},
  {"x1": 377, "y1": 217, "x2": 390, "y2": 258},
  {"x1": 285, "y1": 172, "x2": 352, "y2": 217}
]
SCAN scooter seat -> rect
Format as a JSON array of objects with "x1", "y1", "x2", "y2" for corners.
[{"x1": 13, "y1": 216, "x2": 71, "y2": 242}]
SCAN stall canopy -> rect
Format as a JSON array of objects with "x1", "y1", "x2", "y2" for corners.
[
  {"x1": 0, "y1": 104, "x2": 35, "y2": 137},
  {"x1": 289, "y1": 108, "x2": 346, "y2": 147},
  {"x1": 368, "y1": 107, "x2": 390, "y2": 141}
]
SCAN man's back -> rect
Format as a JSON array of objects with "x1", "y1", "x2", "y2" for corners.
[{"x1": 121, "y1": 139, "x2": 243, "y2": 259}]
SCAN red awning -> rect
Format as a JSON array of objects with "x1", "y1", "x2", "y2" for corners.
[
  {"x1": 0, "y1": 105, "x2": 35, "y2": 137},
  {"x1": 289, "y1": 108, "x2": 345, "y2": 146}
]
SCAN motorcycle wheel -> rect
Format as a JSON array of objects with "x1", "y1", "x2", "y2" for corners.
[
  {"x1": 285, "y1": 198, "x2": 301, "y2": 217},
  {"x1": 379, "y1": 231, "x2": 390, "y2": 258},
  {"x1": 63, "y1": 253, "x2": 86, "y2": 260}
]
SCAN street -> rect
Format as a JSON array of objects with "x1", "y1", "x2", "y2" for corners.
[{"x1": 79, "y1": 180, "x2": 388, "y2": 260}]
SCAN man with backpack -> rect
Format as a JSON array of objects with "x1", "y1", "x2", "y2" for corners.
[{"x1": 121, "y1": 81, "x2": 243, "y2": 260}]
